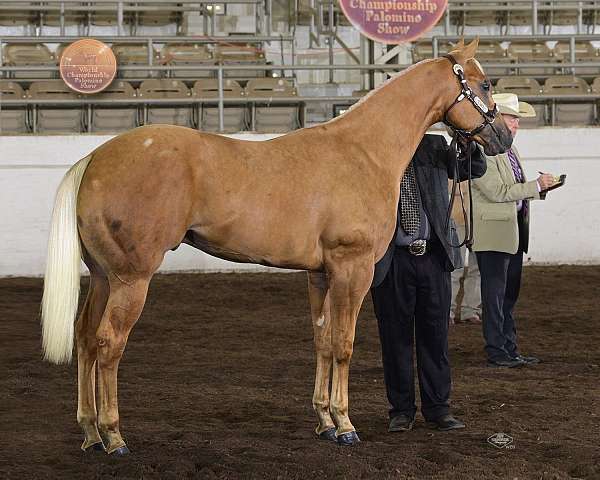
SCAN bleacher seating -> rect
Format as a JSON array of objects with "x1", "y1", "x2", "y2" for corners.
[
  {"x1": 3, "y1": 1, "x2": 600, "y2": 132},
  {"x1": 542, "y1": 75, "x2": 594, "y2": 126},
  {"x1": 3, "y1": 43, "x2": 56, "y2": 79},
  {"x1": 215, "y1": 43, "x2": 267, "y2": 79},
  {"x1": 192, "y1": 78, "x2": 247, "y2": 133},
  {"x1": 112, "y1": 43, "x2": 160, "y2": 79},
  {"x1": 0, "y1": 2, "x2": 33, "y2": 27},
  {"x1": 161, "y1": 43, "x2": 215, "y2": 78},
  {"x1": 27, "y1": 80, "x2": 83, "y2": 134},
  {"x1": 90, "y1": 80, "x2": 138, "y2": 133},
  {"x1": 138, "y1": 79, "x2": 193, "y2": 127},
  {"x1": 136, "y1": 2, "x2": 182, "y2": 27},
  {"x1": 495, "y1": 76, "x2": 546, "y2": 127},
  {"x1": 508, "y1": 41, "x2": 563, "y2": 76},
  {"x1": 245, "y1": 78, "x2": 301, "y2": 133},
  {"x1": 554, "y1": 41, "x2": 600, "y2": 76},
  {"x1": 0, "y1": 80, "x2": 27, "y2": 134}
]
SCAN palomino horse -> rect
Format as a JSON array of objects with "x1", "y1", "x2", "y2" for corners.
[{"x1": 41, "y1": 39, "x2": 512, "y2": 454}]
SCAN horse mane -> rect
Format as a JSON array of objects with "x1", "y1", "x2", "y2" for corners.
[{"x1": 322, "y1": 58, "x2": 437, "y2": 127}]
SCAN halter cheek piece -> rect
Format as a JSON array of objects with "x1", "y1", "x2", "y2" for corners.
[{"x1": 442, "y1": 54, "x2": 499, "y2": 139}]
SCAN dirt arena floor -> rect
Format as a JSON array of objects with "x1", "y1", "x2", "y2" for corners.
[{"x1": 1, "y1": 266, "x2": 600, "y2": 479}]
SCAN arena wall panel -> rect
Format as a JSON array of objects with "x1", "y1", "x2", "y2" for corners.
[{"x1": 0, "y1": 130, "x2": 597, "y2": 277}]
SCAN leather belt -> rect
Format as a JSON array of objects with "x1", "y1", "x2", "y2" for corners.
[{"x1": 406, "y1": 239, "x2": 428, "y2": 256}]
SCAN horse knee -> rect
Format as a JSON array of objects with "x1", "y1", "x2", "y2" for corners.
[{"x1": 333, "y1": 340, "x2": 353, "y2": 363}]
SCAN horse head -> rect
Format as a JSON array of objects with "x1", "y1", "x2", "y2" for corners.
[{"x1": 441, "y1": 38, "x2": 513, "y2": 156}]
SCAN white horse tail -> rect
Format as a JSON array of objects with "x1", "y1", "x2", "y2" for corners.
[{"x1": 41, "y1": 154, "x2": 93, "y2": 364}]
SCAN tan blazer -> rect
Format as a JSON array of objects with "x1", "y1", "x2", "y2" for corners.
[{"x1": 471, "y1": 147, "x2": 540, "y2": 254}]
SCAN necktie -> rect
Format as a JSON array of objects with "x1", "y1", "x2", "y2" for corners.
[
  {"x1": 507, "y1": 148, "x2": 523, "y2": 183},
  {"x1": 507, "y1": 148, "x2": 528, "y2": 217},
  {"x1": 400, "y1": 162, "x2": 421, "y2": 235}
]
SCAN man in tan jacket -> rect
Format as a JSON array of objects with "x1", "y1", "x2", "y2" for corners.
[{"x1": 472, "y1": 93, "x2": 556, "y2": 368}]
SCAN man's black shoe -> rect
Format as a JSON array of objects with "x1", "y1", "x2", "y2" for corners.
[
  {"x1": 513, "y1": 354, "x2": 540, "y2": 364},
  {"x1": 388, "y1": 414, "x2": 414, "y2": 432},
  {"x1": 487, "y1": 357, "x2": 526, "y2": 368},
  {"x1": 427, "y1": 414, "x2": 466, "y2": 431}
]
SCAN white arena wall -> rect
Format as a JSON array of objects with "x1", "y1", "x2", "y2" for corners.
[{"x1": 0, "y1": 129, "x2": 598, "y2": 277}]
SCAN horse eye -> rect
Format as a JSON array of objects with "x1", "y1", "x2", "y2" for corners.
[{"x1": 482, "y1": 81, "x2": 491, "y2": 91}]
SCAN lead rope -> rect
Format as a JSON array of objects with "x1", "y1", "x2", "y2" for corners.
[{"x1": 445, "y1": 134, "x2": 474, "y2": 249}]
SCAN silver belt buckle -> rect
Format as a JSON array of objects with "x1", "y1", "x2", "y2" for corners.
[{"x1": 408, "y1": 239, "x2": 427, "y2": 256}]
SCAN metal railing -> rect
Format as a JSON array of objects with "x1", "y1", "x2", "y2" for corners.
[
  {"x1": 0, "y1": 63, "x2": 400, "y2": 133},
  {"x1": 440, "y1": 0, "x2": 600, "y2": 35},
  {"x1": 3, "y1": 63, "x2": 600, "y2": 133}
]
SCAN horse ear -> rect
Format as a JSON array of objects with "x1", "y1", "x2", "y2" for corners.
[
  {"x1": 462, "y1": 37, "x2": 479, "y2": 60},
  {"x1": 455, "y1": 38, "x2": 465, "y2": 49}
]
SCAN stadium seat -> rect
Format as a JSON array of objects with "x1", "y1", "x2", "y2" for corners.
[
  {"x1": 192, "y1": 79, "x2": 247, "y2": 133},
  {"x1": 3, "y1": 43, "x2": 56, "y2": 79},
  {"x1": 502, "y1": 5, "x2": 547, "y2": 29},
  {"x1": 214, "y1": 43, "x2": 267, "y2": 79},
  {"x1": 136, "y1": 2, "x2": 182, "y2": 27},
  {"x1": 160, "y1": 43, "x2": 215, "y2": 79},
  {"x1": 112, "y1": 43, "x2": 160, "y2": 79},
  {"x1": 41, "y1": 5, "x2": 84, "y2": 27},
  {"x1": 90, "y1": 80, "x2": 138, "y2": 133},
  {"x1": 0, "y1": 2, "x2": 34, "y2": 26},
  {"x1": 27, "y1": 80, "x2": 83, "y2": 134},
  {"x1": 411, "y1": 41, "x2": 453, "y2": 62},
  {"x1": 495, "y1": 76, "x2": 545, "y2": 127},
  {"x1": 138, "y1": 79, "x2": 192, "y2": 127},
  {"x1": 475, "y1": 41, "x2": 514, "y2": 77},
  {"x1": 90, "y1": 6, "x2": 132, "y2": 26},
  {"x1": 544, "y1": 1, "x2": 579, "y2": 28},
  {"x1": 0, "y1": 80, "x2": 28, "y2": 134},
  {"x1": 508, "y1": 41, "x2": 562, "y2": 76},
  {"x1": 244, "y1": 78, "x2": 302, "y2": 133},
  {"x1": 451, "y1": 2, "x2": 500, "y2": 29},
  {"x1": 542, "y1": 76, "x2": 594, "y2": 126},
  {"x1": 553, "y1": 41, "x2": 600, "y2": 76}
]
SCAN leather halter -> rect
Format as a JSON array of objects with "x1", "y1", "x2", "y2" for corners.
[{"x1": 442, "y1": 54, "x2": 499, "y2": 139}]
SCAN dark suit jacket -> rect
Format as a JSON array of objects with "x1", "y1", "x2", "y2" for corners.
[{"x1": 372, "y1": 134, "x2": 487, "y2": 288}]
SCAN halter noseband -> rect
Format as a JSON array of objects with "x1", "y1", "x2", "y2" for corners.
[{"x1": 442, "y1": 54, "x2": 499, "y2": 139}]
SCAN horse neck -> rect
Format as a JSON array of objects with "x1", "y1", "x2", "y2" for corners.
[{"x1": 335, "y1": 59, "x2": 453, "y2": 181}]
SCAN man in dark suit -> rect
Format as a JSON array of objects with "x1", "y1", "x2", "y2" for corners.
[{"x1": 371, "y1": 133, "x2": 486, "y2": 432}]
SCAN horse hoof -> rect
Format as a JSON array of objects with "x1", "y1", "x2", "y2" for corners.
[
  {"x1": 337, "y1": 430, "x2": 361, "y2": 446},
  {"x1": 110, "y1": 445, "x2": 131, "y2": 456},
  {"x1": 84, "y1": 442, "x2": 105, "y2": 452},
  {"x1": 318, "y1": 427, "x2": 337, "y2": 442}
]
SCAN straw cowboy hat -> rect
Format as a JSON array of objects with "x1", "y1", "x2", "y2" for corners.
[{"x1": 492, "y1": 93, "x2": 536, "y2": 118}]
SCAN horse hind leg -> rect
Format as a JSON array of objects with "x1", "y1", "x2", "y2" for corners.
[
  {"x1": 76, "y1": 271, "x2": 109, "y2": 452},
  {"x1": 95, "y1": 274, "x2": 151, "y2": 455},
  {"x1": 307, "y1": 272, "x2": 336, "y2": 442}
]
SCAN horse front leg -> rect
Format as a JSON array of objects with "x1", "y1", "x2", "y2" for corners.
[
  {"x1": 96, "y1": 275, "x2": 150, "y2": 455},
  {"x1": 307, "y1": 271, "x2": 336, "y2": 442},
  {"x1": 326, "y1": 253, "x2": 374, "y2": 446}
]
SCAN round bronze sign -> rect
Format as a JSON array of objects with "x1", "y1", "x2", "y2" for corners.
[
  {"x1": 59, "y1": 39, "x2": 117, "y2": 94},
  {"x1": 338, "y1": 0, "x2": 448, "y2": 44}
]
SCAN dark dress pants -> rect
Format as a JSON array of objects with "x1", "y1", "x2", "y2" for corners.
[
  {"x1": 476, "y1": 247, "x2": 523, "y2": 361},
  {"x1": 371, "y1": 244, "x2": 451, "y2": 421}
]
